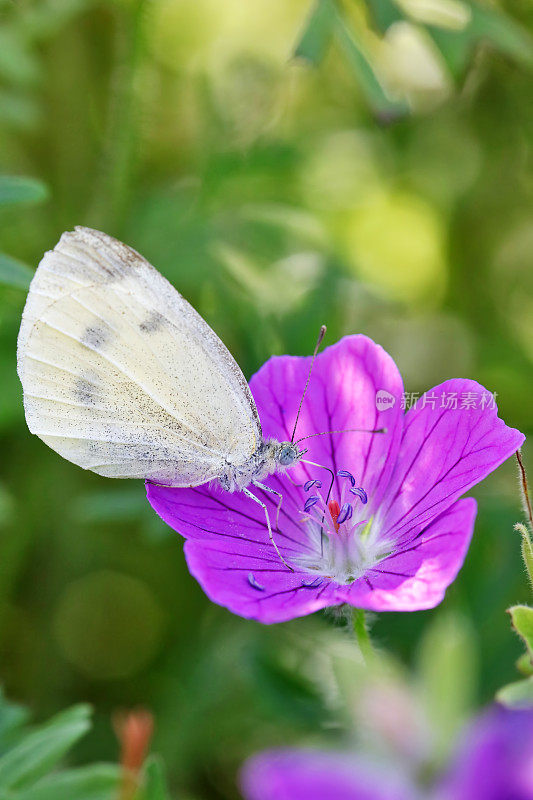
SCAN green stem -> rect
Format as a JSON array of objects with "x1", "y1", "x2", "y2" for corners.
[{"x1": 352, "y1": 608, "x2": 374, "y2": 664}]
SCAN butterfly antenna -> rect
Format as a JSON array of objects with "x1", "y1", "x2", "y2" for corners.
[
  {"x1": 296, "y1": 427, "x2": 386, "y2": 444},
  {"x1": 291, "y1": 324, "x2": 327, "y2": 443}
]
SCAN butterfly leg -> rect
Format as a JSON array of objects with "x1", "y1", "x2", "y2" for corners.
[
  {"x1": 252, "y1": 480, "x2": 283, "y2": 534},
  {"x1": 284, "y1": 471, "x2": 303, "y2": 488},
  {"x1": 243, "y1": 487, "x2": 294, "y2": 572}
]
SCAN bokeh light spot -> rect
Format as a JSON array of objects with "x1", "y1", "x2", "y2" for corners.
[
  {"x1": 53, "y1": 571, "x2": 164, "y2": 680},
  {"x1": 341, "y1": 190, "x2": 447, "y2": 305}
]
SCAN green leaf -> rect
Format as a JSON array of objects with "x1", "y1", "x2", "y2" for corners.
[
  {"x1": 497, "y1": 676, "x2": 533, "y2": 709},
  {"x1": 364, "y1": 0, "x2": 403, "y2": 34},
  {"x1": 428, "y1": 0, "x2": 533, "y2": 78},
  {"x1": 467, "y1": 0, "x2": 533, "y2": 69},
  {"x1": 294, "y1": 0, "x2": 336, "y2": 64},
  {"x1": 426, "y1": 26, "x2": 473, "y2": 77},
  {"x1": 0, "y1": 690, "x2": 31, "y2": 752},
  {"x1": 0, "y1": 705, "x2": 91, "y2": 791},
  {"x1": 508, "y1": 605, "x2": 533, "y2": 663},
  {"x1": 0, "y1": 176, "x2": 49, "y2": 207},
  {"x1": 293, "y1": 0, "x2": 407, "y2": 117},
  {"x1": 0, "y1": 252, "x2": 33, "y2": 290},
  {"x1": 16, "y1": 764, "x2": 121, "y2": 800},
  {"x1": 141, "y1": 756, "x2": 171, "y2": 800},
  {"x1": 333, "y1": 11, "x2": 408, "y2": 119},
  {"x1": 516, "y1": 652, "x2": 533, "y2": 677}
]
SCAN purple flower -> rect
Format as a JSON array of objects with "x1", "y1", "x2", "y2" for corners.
[
  {"x1": 436, "y1": 706, "x2": 533, "y2": 800},
  {"x1": 241, "y1": 750, "x2": 415, "y2": 800},
  {"x1": 240, "y1": 707, "x2": 533, "y2": 800},
  {"x1": 147, "y1": 335, "x2": 523, "y2": 623}
]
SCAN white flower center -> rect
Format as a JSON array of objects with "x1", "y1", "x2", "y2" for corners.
[{"x1": 291, "y1": 472, "x2": 393, "y2": 585}]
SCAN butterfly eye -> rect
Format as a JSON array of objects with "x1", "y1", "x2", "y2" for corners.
[{"x1": 278, "y1": 444, "x2": 297, "y2": 466}]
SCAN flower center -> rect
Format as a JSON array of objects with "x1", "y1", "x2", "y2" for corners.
[{"x1": 291, "y1": 470, "x2": 392, "y2": 585}]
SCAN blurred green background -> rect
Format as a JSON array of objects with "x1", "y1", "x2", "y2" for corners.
[{"x1": 0, "y1": 0, "x2": 532, "y2": 797}]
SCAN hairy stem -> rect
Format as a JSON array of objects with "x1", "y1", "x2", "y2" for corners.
[{"x1": 352, "y1": 608, "x2": 374, "y2": 664}]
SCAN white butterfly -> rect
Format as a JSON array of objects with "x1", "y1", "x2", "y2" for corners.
[{"x1": 17, "y1": 227, "x2": 315, "y2": 566}]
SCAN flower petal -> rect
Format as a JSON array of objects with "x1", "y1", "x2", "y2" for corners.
[
  {"x1": 146, "y1": 482, "x2": 310, "y2": 556},
  {"x1": 436, "y1": 706, "x2": 533, "y2": 800},
  {"x1": 250, "y1": 334, "x2": 404, "y2": 516},
  {"x1": 241, "y1": 750, "x2": 415, "y2": 800},
  {"x1": 335, "y1": 498, "x2": 477, "y2": 611},
  {"x1": 183, "y1": 537, "x2": 336, "y2": 624},
  {"x1": 146, "y1": 482, "x2": 336, "y2": 623},
  {"x1": 379, "y1": 379, "x2": 524, "y2": 545}
]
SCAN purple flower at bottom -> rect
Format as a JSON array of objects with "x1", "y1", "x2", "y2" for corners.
[
  {"x1": 240, "y1": 707, "x2": 533, "y2": 800},
  {"x1": 436, "y1": 706, "x2": 533, "y2": 800},
  {"x1": 241, "y1": 750, "x2": 415, "y2": 800},
  {"x1": 147, "y1": 335, "x2": 524, "y2": 623}
]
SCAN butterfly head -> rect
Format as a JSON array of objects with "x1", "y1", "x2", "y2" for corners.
[{"x1": 277, "y1": 442, "x2": 304, "y2": 468}]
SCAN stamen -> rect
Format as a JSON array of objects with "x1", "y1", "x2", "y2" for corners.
[
  {"x1": 350, "y1": 487, "x2": 368, "y2": 504},
  {"x1": 337, "y1": 469, "x2": 356, "y2": 486},
  {"x1": 301, "y1": 577, "x2": 323, "y2": 588},
  {"x1": 304, "y1": 495, "x2": 320, "y2": 512},
  {"x1": 337, "y1": 502, "x2": 353, "y2": 524},
  {"x1": 292, "y1": 467, "x2": 390, "y2": 586},
  {"x1": 248, "y1": 573, "x2": 265, "y2": 591}
]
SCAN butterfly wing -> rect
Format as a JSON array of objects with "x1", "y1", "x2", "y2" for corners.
[{"x1": 17, "y1": 227, "x2": 262, "y2": 485}]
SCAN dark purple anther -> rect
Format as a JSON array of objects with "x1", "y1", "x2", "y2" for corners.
[
  {"x1": 301, "y1": 577, "x2": 324, "y2": 588},
  {"x1": 304, "y1": 495, "x2": 320, "y2": 512},
  {"x1": 350, "y1": 487, "x2": 368, "y2": 504},
  {"x1": 304, "y1": 479, "x2": 322, "y2": 492},
  {"x1": 248, "y1": 573, "x2": 265, "y2": 591},
  {"x1": 337, "y1": 502, "x2": 353, "y2": 524},
  {"x1": 337, "y1": 469, "x2": 356, "y2": 486}
]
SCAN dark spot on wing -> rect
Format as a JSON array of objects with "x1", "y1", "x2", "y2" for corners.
[
  {"x1": 82, "y1": 324, "x2": 110, "y2": 350},
  {"x1": 74, "y1": 368, "x2": 101, "y2": 406},
  {"x1": 139, "y1": 311, "x2": 165, "y2": 333},
  {"x1": 75, "y1": 377, "x2": 97, "y2": 404}
]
